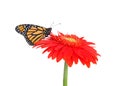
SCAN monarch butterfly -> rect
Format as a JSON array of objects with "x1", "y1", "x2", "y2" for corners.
[{"x1": 15, "y1": 24, "x2": 52, "y2": 45}]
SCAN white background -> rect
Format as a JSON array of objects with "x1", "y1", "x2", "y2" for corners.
[{"x1": 0, "y1": 0, "x2": 120, "y2": 86}]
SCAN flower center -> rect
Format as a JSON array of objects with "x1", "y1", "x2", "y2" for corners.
[
  {"x1": 64, "y1": 37, "x2": 77, "y2": 43},
  {"x1": 58, "y1": 34, "x2": 81, "y2": 47}
]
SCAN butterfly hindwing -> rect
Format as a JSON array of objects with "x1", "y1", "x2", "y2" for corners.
[{"x1": 15, "y1": 24, "x2": 52, "y2": 45}]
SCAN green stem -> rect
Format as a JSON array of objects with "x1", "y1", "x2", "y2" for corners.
[{"x1": 63, "y1": 62, "x2": 68, "y2": 86}]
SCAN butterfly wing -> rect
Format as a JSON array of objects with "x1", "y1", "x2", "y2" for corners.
[
  {"x1": 15, "y1": 24, "x2": 52, "y2": 45},
  {"x1": 26, "y1": 25, "x2": 46, "y2": 45}
]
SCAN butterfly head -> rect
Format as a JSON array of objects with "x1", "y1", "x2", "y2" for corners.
[{"x1": 45, "y1": 28, "x2": 52, "y2": 37}]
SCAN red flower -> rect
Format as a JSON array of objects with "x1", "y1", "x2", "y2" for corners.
[{"x1": 34, "y1": 32, "x2": 100, "y2": 68}]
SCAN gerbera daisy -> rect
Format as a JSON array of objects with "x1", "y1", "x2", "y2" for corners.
[{"x1": 34, "y1": 32, "x2": 100, "y2": 68}]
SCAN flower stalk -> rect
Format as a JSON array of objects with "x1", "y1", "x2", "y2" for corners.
[{"x1": 63, "y1": 62, "x2": 68, "y2": 86}]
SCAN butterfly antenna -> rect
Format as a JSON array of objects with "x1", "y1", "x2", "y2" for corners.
[
  {"x1": 50, "y1": 21, "x2": 54, "y2": 27},
  {"x1": 50, "y1": 22, "x2": 61, "y2": 28}
]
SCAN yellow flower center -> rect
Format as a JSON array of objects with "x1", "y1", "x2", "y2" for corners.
[
  {"x1": 64, "y1": 37, "x2": 77, "y2": 43},
  {"x1": 59, "y1": 35, "x2": 80, "y2": 47}
]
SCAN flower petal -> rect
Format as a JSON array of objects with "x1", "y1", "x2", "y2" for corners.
[
  {"x1": 62, "y1": 46, "x2": 73, "y2": 67},
  {"x1": 56, "y1": 51, "x2": 63, "y2": 62},
  {"x1": 48, "y1": 50, "x2": 54, "y2": 58},
  {"x1": 71, "y1": 52, "x2": 78, "y2": 64}
]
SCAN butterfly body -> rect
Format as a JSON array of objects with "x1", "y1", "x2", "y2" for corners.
[{"x1": 15, "y1": 24, "x2": 52, "y2": 45}]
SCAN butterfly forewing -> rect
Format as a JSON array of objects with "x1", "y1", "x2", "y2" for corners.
[{"x1": 15, "y1": 24, "x2": 52, "y2": 46}]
